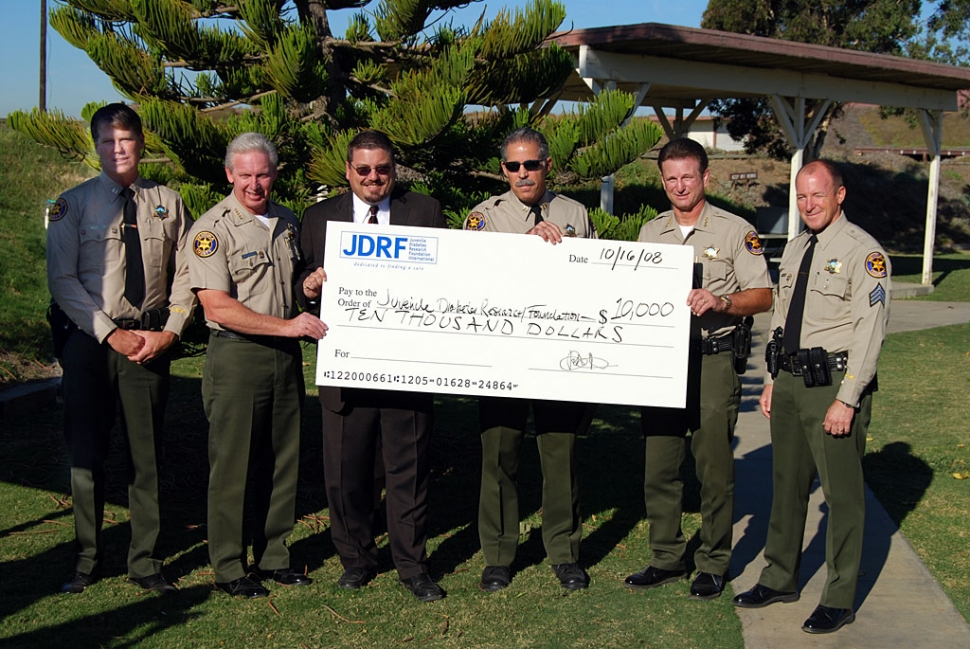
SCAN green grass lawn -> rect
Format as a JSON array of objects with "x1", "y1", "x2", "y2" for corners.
[
  {"x1": 890, "y1": 251, "x2": 970, "y2": 301},
  {"x1": 0, "y1": 125, "x2": 91, "y2": 379},
  {"x1": 864, "y1": 323, "x2": 970, "y2": 622},
  {"x1": 3, "y1": 322, "x2": 969, "y2": 646},
  {"x1": 0, "y1": 349, "x2": 744, "y2": 648},
  {"x1": 3, "y1": 118, "x2": 970, "y2": 647}
]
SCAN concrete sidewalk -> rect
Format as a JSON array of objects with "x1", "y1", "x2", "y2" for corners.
[{"x1": 730, "y1": 296, "x2": 970, "y2": 647}]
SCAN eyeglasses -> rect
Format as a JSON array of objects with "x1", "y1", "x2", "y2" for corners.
[
  {"x1": 350, "y1": 164, "x2": 393, "y2": 177},
  {"x1": 503, "y1": 159, "x2": 544, "y2": 172}
]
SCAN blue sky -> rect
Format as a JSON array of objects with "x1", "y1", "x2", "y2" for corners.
[{"x1": 1, "y1": 1, "x2": 709, "y2": 118}]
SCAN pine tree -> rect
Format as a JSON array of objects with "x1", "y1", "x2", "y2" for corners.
[{"x1": 10, "y1": 0, "x2": 661, "y2": 224}]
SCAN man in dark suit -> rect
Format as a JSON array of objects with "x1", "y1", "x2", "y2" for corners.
[{"x1": 300, "y1": 130, "x2": 447, "y2": 602}]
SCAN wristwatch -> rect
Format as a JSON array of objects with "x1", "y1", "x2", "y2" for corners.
[{"x1": 719, "y1": 294, "x2": 733, "y2": 310}]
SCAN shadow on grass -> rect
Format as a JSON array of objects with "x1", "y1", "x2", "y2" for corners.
[
  {"x1": 863, "y1": 441, "x2": 933, "y2": 530},
  {"x1": 0, "y1": 369, "x2": 337, "y2": 619},
  {"x1": 1, "y1": 586, "x2": 211, "y2": 649},
  {"x1": 729, "y1": 426, "x2": 930, "y2": 613},
  {"x1": 890, "y1": 253, "x2": 970, "y2": 288},
  {"x1": 424, "y1": 398, "x2": 679, "y2": 579},
  {"x1": 2, "y1": 379, "x2": 660, "y2": 615}
]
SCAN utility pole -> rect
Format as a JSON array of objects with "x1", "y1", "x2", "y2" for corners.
[{"x1": 40, "y1": 0, "x2": 47, "y2": 112}]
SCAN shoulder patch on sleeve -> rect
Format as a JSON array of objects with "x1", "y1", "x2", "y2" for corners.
[
  {"x1": 49, "y1": 198, "x2": 68, "y2": 222},
  {"x1": 193, "y1": 231, "x2": 219, "y2": 258},
  {"x1": 465, "y1": 212, "x2": 486, "y2": 231},
  {"x1": 744, "y1": 230, "x2": 764, "y2": 255},
  {"x1": 865, "y1": 251, "x2": 887, "y2": 278}
]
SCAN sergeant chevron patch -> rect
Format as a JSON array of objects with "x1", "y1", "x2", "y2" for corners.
[{"x1": 869, "y1": 283, "x2": 886, "y2": 307}]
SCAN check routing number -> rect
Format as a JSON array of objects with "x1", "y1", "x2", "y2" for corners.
[{"x1": 315, "y1": 222, "x2": 694, "y2": 408}]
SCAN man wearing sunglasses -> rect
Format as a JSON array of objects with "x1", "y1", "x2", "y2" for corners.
[
  {"x1": 299, "y1": 130, "x2": 448, "y2": 602},
  {"x1": 463, "y1": 127, "x2": 596, "y2": 592}
]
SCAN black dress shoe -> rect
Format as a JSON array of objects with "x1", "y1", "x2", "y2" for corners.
[
  {"x1": 480, "y1": 566, "x2": 512, "y2": 592},
  {"x1": 552, "y1": 563, "x2": 589, "y2": 590},
  {"x1": 216, "y1": 576, "x2": 270, "y2": 599},
  {"x1": 61, "y1": 570, "x2": 94, "y2": 594},
  {"x1": 337, "y1": 567, "x2": 377, "y2": 590},
  {"x1": 732, "y1": 583, "x2": 799, "y2": 608},
  {"x1": 258, "y1": 568, "x2": 313, "y2": 586},
  {"x1": 802, "y1": 604, "x2": 855, "y2": 634},
  {"x1": 689, "y1": 572, "x2": 725, "y2": 600},
  {"x1": 129, "y1": 573, "x2": 178, "y2": 595},
  {"x1": 400, "y1": 573, "x2": 445, "y2": 602},
  {"x1": 624, "y1": 565, "x2": 685, "y2": 590}
]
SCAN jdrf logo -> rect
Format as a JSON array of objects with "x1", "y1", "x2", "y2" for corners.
[
  {"x1": 339, "y1": 230, "x2": 439, "y2": 264},
  {"x1": 342, "y1": 233, "x2": 407, "y2": 258}
]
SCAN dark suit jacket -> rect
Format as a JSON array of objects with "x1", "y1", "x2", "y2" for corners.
[{"x1": 299, "y1": 188, "x2": 447, "y2": 412}]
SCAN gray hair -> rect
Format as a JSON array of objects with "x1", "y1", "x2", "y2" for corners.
[
  {"x1": 225, "y1": 132, "x2": 278, "y2": 171},
  {"x1": 500, "y1": 126, "x2": 549, "y2": 161}
]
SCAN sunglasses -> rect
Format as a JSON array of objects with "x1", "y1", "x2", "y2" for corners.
[
  {"x1": 350, "y1": 164, "x2": 393, "y2": 176},
  {"x1": 503, "y1": 159, "x2": 544, "y2": 172}
]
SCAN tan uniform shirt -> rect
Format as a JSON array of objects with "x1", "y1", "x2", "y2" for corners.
[
  {"x1": 638, "y1": 202, "x2": 772, "y2": 338},
  {"x1": 768, "y1": 213, "x2": 891, "y2": 406},
  {"x1": 47, "y1": 172, "x2": 195, "y2": 343},
  {"x1": 464, "y1": 190, "x2": 596, "y2": 238},
  {"x1": 188, "y1": 193, "x2": 302, "y2": 328}
]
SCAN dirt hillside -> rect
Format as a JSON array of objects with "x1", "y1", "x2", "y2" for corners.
[{"x1": 702, "y1": 105, "x2": 970, "y2": 252}]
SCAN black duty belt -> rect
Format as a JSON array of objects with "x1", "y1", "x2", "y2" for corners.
[
  {"x1": 700, "y1": 333, "x2": 734, "y2": 355},
  {"x1": 778, "y1": 350, "x2": 848, "y2": 375}
]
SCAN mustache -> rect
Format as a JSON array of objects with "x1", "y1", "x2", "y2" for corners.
[{"x1": 515, "y1": 179, "x2": 535, "y2": 188}]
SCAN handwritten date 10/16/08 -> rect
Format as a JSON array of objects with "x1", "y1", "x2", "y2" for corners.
[{"x1": 569, "y1": 245, "x2": 664, "y2": 271}]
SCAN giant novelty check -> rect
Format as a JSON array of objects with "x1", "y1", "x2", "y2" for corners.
[{"x1": 315, "y1": 222, "x2": 694, "y2": 407}]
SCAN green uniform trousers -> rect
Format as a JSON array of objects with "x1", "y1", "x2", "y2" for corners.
[
  {"x1": 641, "y1": 351, "x2": 740, "y2": 575},
  {"x1": 759, "y1": 368, "x2": 871, "y2": 609},
  {"x1": 203, "y1": 334, "x2": 304, "y2": 583},
  {"x1": 478, "y1": 397, "x2": 588, "y2": 567},
  {"x1": 62, "y1": 330, "x2": 169, "y2": 578}
]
